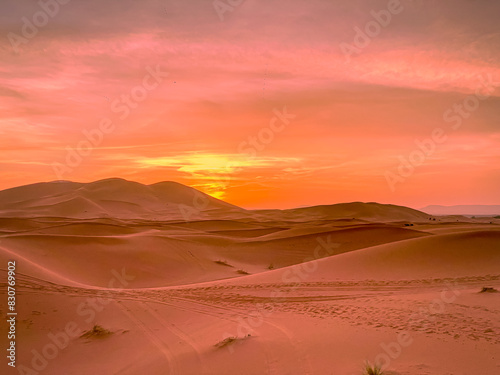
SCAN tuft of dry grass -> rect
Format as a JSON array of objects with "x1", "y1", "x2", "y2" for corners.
[
  {"x1": 214, "y1": 260, "x2": 233, "y2": 267},
  {"x1": 236, "y1": 269, "x2": 250, "y2": 275},
  {"x1": 479, "y1": 287, "x2": 499, "y2": 293},
  {"x1": 214, "y1": 336, "x2": 238, "y2": 348},
  {"x1": 80, "y1": 325, "x2": 113, "y2": 339},
  {"x1": 363, "y1": 362, "x2": 384, "y2": 375},
  {"x1": 214, "y1": 334, "x2": 251, "y2": 348}
]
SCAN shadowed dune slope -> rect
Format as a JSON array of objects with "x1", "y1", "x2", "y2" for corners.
[
  {"x1": 0, "y1": 224, "x2": 429, "y2": 288},
  {"x1": 218, "y1": 229, "x2": 500, "y2": 284},
  {"x1": 0, "y1": 232, "x2": 242, "y2": 288}
]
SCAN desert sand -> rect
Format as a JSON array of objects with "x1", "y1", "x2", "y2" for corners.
[{"x1": 1, "y1": 178, "x2": 499, "y2": 374}]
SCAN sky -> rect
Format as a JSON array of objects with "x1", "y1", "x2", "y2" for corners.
[{"x1": 1, "y1": 0, "x2": 499, "y2": 209}]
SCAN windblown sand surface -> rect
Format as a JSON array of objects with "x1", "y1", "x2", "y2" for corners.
[{"x1": 0, "y1": 179, "x2": 499, "y2": 374}]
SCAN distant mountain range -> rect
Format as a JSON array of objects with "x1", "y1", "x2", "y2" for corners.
[{"x1": 420, "y1": 205, "x2": 500, "y2": 216}]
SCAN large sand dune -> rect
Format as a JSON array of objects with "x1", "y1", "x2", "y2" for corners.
[{"x1": 0, "y1": 178, "x2": 242, "y2": 220}]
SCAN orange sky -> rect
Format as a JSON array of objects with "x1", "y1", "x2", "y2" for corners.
[{"x1": 1, "y1": 0, "x2": 499, "y2": 209}]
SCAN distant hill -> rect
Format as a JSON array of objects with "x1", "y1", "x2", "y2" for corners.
[{"x1": 420, "y1": 205, "x2": 500, "y2": 216}]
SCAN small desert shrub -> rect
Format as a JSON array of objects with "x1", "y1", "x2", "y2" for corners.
[
  {"x1": 80, "y1": 325, "x2": 113, "y2": 339},
  {"x1": 363, "y1": 362, "x2": 383, "y2": 375},
  {"x1": 214, "y1": 336, "x2": 238, "y2": 348},
  {"x1": 214, "y1": 260, "x2": 233, "y2": 267},
  {"x1": 479, "y1": 287, "x2": 499, "y2": 293},
  {"x1": 214, "y1": 334, "x2": 251, "y2": 348},
  {"x1": 236, "y1": 269, "x2": 250, "y2": 275},
  {"x1": 268, "y1": 263, "x2": 275, "y2": 270}
]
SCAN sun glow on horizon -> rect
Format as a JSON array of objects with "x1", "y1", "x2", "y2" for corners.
[{"x1": 1, "y1": 0, "x2": 499, "y2": 208}]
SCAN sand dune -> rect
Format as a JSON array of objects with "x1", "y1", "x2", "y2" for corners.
[
  {"x1": 254, "y1": 202, "x2": 435, "y2": 223},
  {"x1": 0, "y1": 178, "x2": 244, "y2": 219},
  {"x1": 0, "y1": 219, "x2": 433, "y2": 288},
  {"x1": 217, "y1": 229, "x2": 500, "y2": 285},
  {"x1": 0, "y1": 179, "x2": 499, "y2": 374},
  {"x1": 0, "y1": 179, "x2": 442, "y2": 224}
]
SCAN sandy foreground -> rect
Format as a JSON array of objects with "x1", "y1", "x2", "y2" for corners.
[{"x1": 0, "y1": 180, "x2": 499, "y2": 375}]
